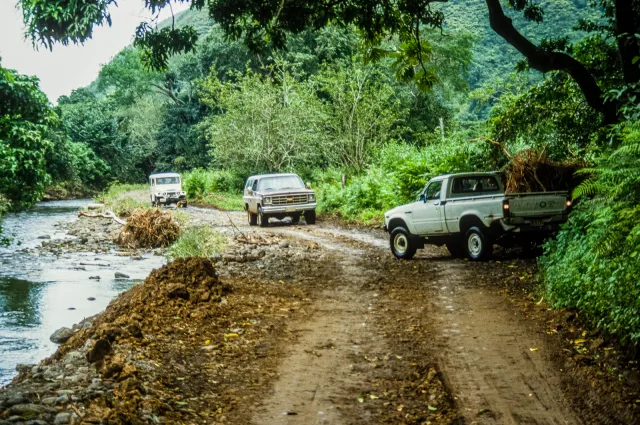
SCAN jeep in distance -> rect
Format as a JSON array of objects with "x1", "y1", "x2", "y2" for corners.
[{"x1": 243, "y1": 173, "x2": 317, "y2": 227}]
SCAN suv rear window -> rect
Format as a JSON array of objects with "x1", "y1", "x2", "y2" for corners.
[{"x1": 451, "y1": 176, "x2": 500, "y2": 196}]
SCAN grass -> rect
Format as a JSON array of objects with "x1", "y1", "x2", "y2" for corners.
[
  {"x1": 188, "y1": 192, "x2": 244, "y2": 211},
  {"x1": 167, "y1": 226, "x2": 227, "y2": 261},
  {"x1": 98, "y1": 183, "x2": 149, "y2": 217}
]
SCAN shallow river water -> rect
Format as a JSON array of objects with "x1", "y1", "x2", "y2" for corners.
[{"x1": 0, "y1": 200, "x2": 164, "y2": 386}]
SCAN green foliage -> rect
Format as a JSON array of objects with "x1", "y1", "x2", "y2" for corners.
[
  {"x1": 540, "y1": 123, "x2": 640, "y2": 344},
  {"x1": 183, "y1": 169, "x2": 244, "y2": 198},
  {"x1": 200, "y1": 63, "x2": 329, "y2": 174},
  {"x1": 167, "y1": 226, "x2": 227, "y2": 262},
  {"x1": 22, "y1": 0, "x2": 114, "y2": 50},
  {"x1": 316, "y1": 138, "x2": 493, "y2": 223},
  {"x1": 0, "y1": 61, "x2": 54, "y2": 208},
  {"x1": 98, "y1": 183, "x2": 149, "y2": 217}
]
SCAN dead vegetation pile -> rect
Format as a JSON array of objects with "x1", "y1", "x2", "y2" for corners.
[
  {"x1": 503, "y1": 149, "x2": 585, "y2": 193},
  {"x1": 117, "y1": 208, "x2": 180, "y2": 248},
  {"x1": 50, "y1": 257, "x2": 307, "y2": 424}
]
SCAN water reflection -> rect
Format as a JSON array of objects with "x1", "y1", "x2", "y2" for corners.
[
  {"x1": 0, "y1": 200, "x2": 164, "y2": 386},
  {"x1": 0, "y1": 278, "x2": 44, "y2": 327}
]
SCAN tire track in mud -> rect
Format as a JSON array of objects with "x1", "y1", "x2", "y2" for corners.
[
  {"x1": 250, "y1": 245, "x2": 384, "y2": 425},
  {"x1": 297, "y1": 227, "x2": 582, "y2": 424},
  {"x1": 427, "y1": 263, "x2": 579, "y2": 425},
  {"x1": 188, "y1": 207, "x2": 587, "y2": 424}
]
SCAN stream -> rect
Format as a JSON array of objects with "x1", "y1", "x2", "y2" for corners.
[{"x1": 0, "y1": 200, "x2": 164, "y2": 386}]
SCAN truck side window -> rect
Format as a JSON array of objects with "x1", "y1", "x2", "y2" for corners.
[
  {"x1": 426, "y1": 181, "x2": 442, "y2": 200},
  {"x1": 451, "y1": 177, "x2": 500, "y2": 196},
  {"x1": 245, "y1": 179, "x2": 253, "y2": 190},
  {"x1": 252, "y1": 180, "x2": 258, "y2": 191}
]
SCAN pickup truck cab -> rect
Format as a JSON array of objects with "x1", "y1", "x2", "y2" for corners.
[
  {"x1": 384, "y1": 172, "x2": 571, "y2": 260},
  {"x1": 244, "y1": 173, "x2": 317, "y2": 227},
  {"x1": 149, "y1": 172, "x2": 187, "y2": 207}
]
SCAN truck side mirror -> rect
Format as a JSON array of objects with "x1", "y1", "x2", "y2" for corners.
[
  {"x1": 247, "y1": 189, "x2": 253, "y2": 195},
  {"x1": 305, "y1": 182, "x2": 311, "y2": 189},
  {"x1": 419, "y1": 193, "x2": 426, "y2": 202}
]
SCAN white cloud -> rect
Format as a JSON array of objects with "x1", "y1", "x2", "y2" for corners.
[{"x1": 0, "y1": 0, "x2": 190, "y2": 103}]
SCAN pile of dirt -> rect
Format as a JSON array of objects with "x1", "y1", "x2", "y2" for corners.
[
  {"x1": 117, "y1": 208, "x2": 180, "y2": 248},
  {"x1": 503, "y1": 149, "x2": 585, "y2": 193},
  {"x1": 42, "y1": 256, "x2": 307, "y2": 424}
]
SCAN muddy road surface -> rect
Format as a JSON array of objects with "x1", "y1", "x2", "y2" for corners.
[
  {"x1": 2, "y1": 205, "x2": 638, "y2": 425},
  {"x1": 184, "y1": 207, "x2": 638, "y2": 425}
]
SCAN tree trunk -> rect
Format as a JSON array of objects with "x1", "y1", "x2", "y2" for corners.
[
  {"x1": 613, "y1": 0, "x2": 640, "y2": 85},
  {"x1": 484, "y1": 0, "x2": 618, "y2": 125}
]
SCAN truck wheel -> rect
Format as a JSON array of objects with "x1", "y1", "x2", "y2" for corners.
[
  {"x1": 248, "y1": 210, "x2": 258, "y2": 226},
  {"x1": 465, "y1": 226, "x2": 492, "y2": 261},
  {"x1": 304, "y1": 210, "x2": 316, "y2": 225},
  {"x1": 257, "y1": 207, "x2": 269, "y2": 227},
  {"x1": 390, "y1": 227, "x2": 417, "y2": 260},
  {"x1": 446, "y1": 242, "x2": 465, "y2": 258}
]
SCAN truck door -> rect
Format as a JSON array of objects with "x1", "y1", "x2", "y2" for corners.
[{"x1": 413, "y1": 181, "x2": 444, "y2": 234}]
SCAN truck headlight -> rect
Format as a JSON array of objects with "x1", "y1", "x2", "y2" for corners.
[
  {"x1": 264, "y1": 197, "x2": 272, "y2": 205},
  {"x1": 308, "y1": 193, "x2": 316, "y2": 202}
]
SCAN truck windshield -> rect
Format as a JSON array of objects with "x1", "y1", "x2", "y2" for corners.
[
  {"x1": 156, "y1": 177, "x2": 180, "y2": 185},
  {"x1": 258, "y1": 176, "x2": 304, "y2": 191}
]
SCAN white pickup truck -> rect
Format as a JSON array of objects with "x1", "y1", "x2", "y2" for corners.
[{"x1": 384, "y1": 172, "x2": 571, "y2": 260}]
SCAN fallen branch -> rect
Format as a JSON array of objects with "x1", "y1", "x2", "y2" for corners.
[
  {"x1": 79, "y1": 210, "x2": 127, "y2": 226},
  {"x1": 468, "y1": 137, "x2": 512, "y2": 159}
]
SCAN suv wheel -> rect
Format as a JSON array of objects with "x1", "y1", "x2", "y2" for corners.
[
  {"x1": 390, "y1": 227, "x2": 417, "y2": 259},
  {"x1": 248, "y1": 210, "x2": 258, "y2": 226},
  {"x1": 465, "y1": 226, "x2": 492, "y2": 261},
  {"x1": 304, "y1": 210, "x2": 316, "y2": 225},
  {"x1": 257, "y1": 207, "x2": 268, "y2": 227}
]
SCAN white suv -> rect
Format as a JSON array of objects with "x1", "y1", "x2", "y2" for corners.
[{"x1": 149, "y1": 172, "x2": 187, "y2": 207}]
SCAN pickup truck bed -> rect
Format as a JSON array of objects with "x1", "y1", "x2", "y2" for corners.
[{"x1": 384, "y1": 172, "x2": 570, "y2": 260}]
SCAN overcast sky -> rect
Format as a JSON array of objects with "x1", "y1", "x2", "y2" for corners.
[{"x1": 0, "y1": 1, "x2": 189, "y2": 103}]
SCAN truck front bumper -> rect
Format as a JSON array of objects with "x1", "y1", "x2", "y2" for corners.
[
  {"x1": 261, "y1": 203, "x2": 316, "y2": 214},
  {"x1": 157, "y1": 195, "x2": 187, "y2": 204}
]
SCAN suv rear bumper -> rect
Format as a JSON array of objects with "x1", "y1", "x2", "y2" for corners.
[{"x1": 262, "y1": 203, "x2": 316, "y2": 214}]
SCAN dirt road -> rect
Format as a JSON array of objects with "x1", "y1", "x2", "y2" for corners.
[
  {"x1": 184, "y1": 207, "x2": 639, "y2": 425},
  {"x1": 3, "y1": 204, "x2": 637, "y2": 425}
]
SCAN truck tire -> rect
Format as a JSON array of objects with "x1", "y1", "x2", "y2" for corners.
[
  {"x1": 446, "y1": 241, "x2": 465, "y2": 258},
  {"x1": 257, "y1": 207, "x2": 269, "y2": 227},
  {"x1": 247, "y1": 210, "x2": 258, "y2": 226},
  {"x1": 304, "y1": 210, "x2": 316, "y2": 225},
  {"x1": 465, "y1": 226, "x2": 492, "y2": 261},
  {"x1": 390, "y1": 227, "x2": 417, "y2": 260}
]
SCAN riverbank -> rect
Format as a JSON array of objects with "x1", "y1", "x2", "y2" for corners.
[
  {"x1": 2, "y1": 205, "x2": 639, "y2": 424},
  {"x1": 0, "y1": 201, "x2": 164, "y2": 387}
]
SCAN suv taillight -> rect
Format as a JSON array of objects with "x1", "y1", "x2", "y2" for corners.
[{"x1": 502, "y1": 199, "x2": 511, "y2": 217}]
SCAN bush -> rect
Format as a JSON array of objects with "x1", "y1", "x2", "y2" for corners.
[
  {"x1": 540, "y1": 123, "x2": 640, "y2": 344},
  {"x1": 315, "y1": 138, "x2": 492, "y2": 223},
  {"x1": 167, "y1": 226, "x2": 226, "y2": 261},
  {"x1": 183, "y1": 169, "x2": 244, "y2": 198},
  {"x1": 99, "y1": 183, "x2": 149, "y2": 217}
]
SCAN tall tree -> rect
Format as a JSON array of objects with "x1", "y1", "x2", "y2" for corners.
[{"x1": 21, "y1": 0, "x2": 639, "y2": 123}]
